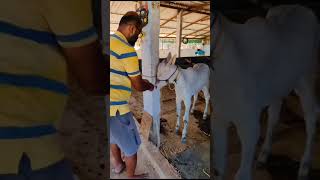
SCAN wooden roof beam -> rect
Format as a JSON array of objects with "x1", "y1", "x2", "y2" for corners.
[
  {"x1": 191, "y1": 30, "x2": 210, "y2": 38},
  {"x1": 165, "y1": 15, "x2": 209, "y2": 37},
  {"x1": 160, "y1": 1, "x2": 210, "y2": 15},
  {"x1": 183, "y1": 25, "x2": 210, "y2": 38},
  {"x1": 160, "y1": 11, "x2": 191, "y2": 27},
  {"x1": 111, "y1": 12, "x2": 208, "y2": 25}
]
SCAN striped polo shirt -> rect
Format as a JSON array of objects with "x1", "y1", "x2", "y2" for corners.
[
  {"x1": 110, "y1": 31, "x2": 141, "y2": 116},
  {"x1": 0, "y1": 0, "x2": 97, "y2": 174}
]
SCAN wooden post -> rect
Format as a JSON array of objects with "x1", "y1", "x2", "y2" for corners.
[
  {"x1": 140, "y1": 1, "x2": 161, "y2": 147},
  {"x1": 101, "y1": 0, "x2": 109, "y2": 179},
  {"x1": 175, "y1": 9, "x2": 183, "y2": 57},
  {"x1": 102, "y1": 0, "x2": 109, "y2": 56}
]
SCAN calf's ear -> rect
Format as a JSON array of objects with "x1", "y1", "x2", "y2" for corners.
[
  {"x1": 170, "y1": 54, "x2": 177, "y2": 65},
  {"x1": 166, "y1": 52, "x2": 172, "y2": 63}
]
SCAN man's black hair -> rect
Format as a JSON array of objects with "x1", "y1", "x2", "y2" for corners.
[{"x1": 119, "y1": 11, "x2": 142, "y2": 28}]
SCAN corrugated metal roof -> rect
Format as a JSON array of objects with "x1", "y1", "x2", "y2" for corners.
[{"x1": 110, "y1": 1, "x2": 210, "y2": 40}]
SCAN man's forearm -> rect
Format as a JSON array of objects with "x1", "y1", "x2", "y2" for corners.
[
  {"x1": 129, "y1": 75, "x2": 154, "y2": 92},
  {"x1": 63, "y1": 41, "x2": 109, "y2": 96}
]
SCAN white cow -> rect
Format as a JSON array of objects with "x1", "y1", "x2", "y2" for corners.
[
  {"x1": 212, "y1": 5, "x2": 319, "y2": 180},
  {"x1": 156, "y1": 52, "x2": 210, "y2": 144}
]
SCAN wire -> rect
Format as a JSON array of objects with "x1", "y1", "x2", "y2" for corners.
[{"x1": 142, "y1": 75, "x2": 157, "y2": 78}]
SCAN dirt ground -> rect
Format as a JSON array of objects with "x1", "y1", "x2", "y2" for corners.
[
  {"x1": 130, "y1": 86, "x2": 211, "y2": 179},
  {"x1": 57, "y1": 76, "x2": 108, "y2": 180}
]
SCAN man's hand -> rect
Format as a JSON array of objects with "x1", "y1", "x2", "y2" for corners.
[
  {"x1": 142, "y1": 79, "x2": 154, "y2": 91},
  {"x1": 129, "y1": 75, "x2": 154, "y2": 92}
]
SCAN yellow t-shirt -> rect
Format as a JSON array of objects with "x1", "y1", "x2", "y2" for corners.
[
  {"x1": 110, "y1": 31, "x2": 141, "y2": 116},
  {"x1": 0, "y1": 0, "x2": 97, "y2": 173}
]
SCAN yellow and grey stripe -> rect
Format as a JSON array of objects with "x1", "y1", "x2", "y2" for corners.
[
  {"x1": 110, "y1": 31, "x2": 141, "y2": 116},
  {"x1": 0, "y1": 0, "x2": 98, "y2": 173}
]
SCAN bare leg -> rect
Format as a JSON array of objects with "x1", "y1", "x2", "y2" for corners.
[
  {"x1": 111, "y1": 144, "x2": 125, "y2": 173},
  {"x1": 125, "y1": 153, "x2": 148, "y2": 179}
]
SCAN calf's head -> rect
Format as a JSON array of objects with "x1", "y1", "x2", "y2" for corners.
[{"x1": 156, "y1": 52, "x2": 177, "y2": 89}]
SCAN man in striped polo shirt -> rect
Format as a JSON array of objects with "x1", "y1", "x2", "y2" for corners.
[
  {"x1": 0, "y1": 0, "x2": 107, "y2": 179},
  {"x1": 110, "y1": 11, "x2": 154, "y2": 179}
]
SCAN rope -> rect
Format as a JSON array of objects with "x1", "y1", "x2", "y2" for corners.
[
  {"x1": 142, "y1": 75, "x2": 157, "y2": 78},
  {"x1": 168, "y1": 83, "x2": 175, "y2": 91}
]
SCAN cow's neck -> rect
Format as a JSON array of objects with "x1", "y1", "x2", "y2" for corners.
[
  {"x1": 175, "y1": 68, "x2": 192, "y2": 89},
  {"x1": 168, "y1": 66, "x2": 181, "y2": 84}
]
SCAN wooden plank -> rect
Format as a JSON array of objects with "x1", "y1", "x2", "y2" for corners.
[{"x1": 140, "y1": 111, "x2": 153, "y2": 140}]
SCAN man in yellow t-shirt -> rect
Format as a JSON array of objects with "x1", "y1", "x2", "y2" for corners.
[
  {"x1": 110, "y1": 11, "x2": 154, "y2": 179},
  {"x1": 0, "y1": 0, "x2": 108, "y2": 179}
]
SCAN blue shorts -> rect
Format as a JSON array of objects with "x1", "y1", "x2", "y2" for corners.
[
  {"x1": 0, "y1": 154, "x2": 75, "y2": 180},
  {"x1": 110, "y1": 112, "x2": 141, "y2": 157}
]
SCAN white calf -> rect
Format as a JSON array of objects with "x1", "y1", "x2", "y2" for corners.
[
  {"x1": 156, "y1": 52, "x2": 210, "y2": 144},
  {"x1": 212, "y1": 5, "x2": 319, "y2": 180}
]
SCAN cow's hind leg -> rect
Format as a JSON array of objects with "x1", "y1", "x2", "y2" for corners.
[
  {"x1": 181, "y1": 96, "x2": 192, "y2": 144},
  {"x1": 213, "y1": 116, "x2": 229, "y2": 180},
  {"x1": 175, "y1": 97, "x2": 182, "y2": 134},
  {"x1": 295, "y1": 76, "x2": 317, "y2": 180},
  {"x1": 202, "y1": 86, "x2": 210, "y2": 119},
  {"x1": 235, "y1": 110, "x2": 260, "y2": 180},
  {"x1": 191, "y1": 93, "x2": 198, "y2": 114}
]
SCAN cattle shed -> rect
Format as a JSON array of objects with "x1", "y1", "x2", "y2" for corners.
[
  {"x1": 110, "y1": 1, "x2": 210, "y2": 58},
  {"x1": 212, "y1": 0, "x2": 320, "y2": 179},
  {"x1": 110, "y1": 1, "x2": 211, "y2": 179}
]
